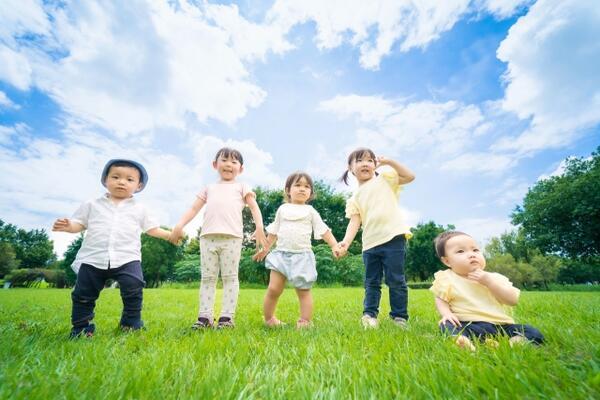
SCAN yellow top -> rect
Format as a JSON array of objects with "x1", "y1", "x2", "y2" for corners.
[
  {"x1": 345, "y1": 170, "x2": 412, "y2": 251},
  {"x1": 430, "y1": 269, "x2": 520, "y2": 324}
]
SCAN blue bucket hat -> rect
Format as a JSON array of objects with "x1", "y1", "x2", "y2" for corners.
[{"x1": 101, "y1": 159, "x2": 148, "y2": 193}]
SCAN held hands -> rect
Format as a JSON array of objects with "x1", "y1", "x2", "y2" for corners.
[
  {"x1": 253, "y1": 228, "x2": 268, "y2": 252},
  {"x1": 333, "y1": 242, "x2": 349, "y2": 259},
  {"x1": 52, "y1": 218, "x2": 71, "y2": 232},
  {"x1": 168, "y1": 226, "x2": 184, "y2": 245}
]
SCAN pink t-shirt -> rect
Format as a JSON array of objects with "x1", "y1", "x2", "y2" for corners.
[{"x1": 198, "y1": 181, "x2": 253, "y2": 238}]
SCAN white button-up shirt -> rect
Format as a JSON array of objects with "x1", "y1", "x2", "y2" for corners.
[{"x1": 71, "y1": 194, "x2": 159, "y2": 273}]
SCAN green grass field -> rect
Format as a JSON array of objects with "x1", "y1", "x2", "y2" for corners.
[{"x1": 1, "y1": 288, "x2": 598, "y2": 399}]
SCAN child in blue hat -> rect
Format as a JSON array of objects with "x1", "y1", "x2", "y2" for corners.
[{"x1": 53, "y1": 159, "x2": 172, "y2": 338}]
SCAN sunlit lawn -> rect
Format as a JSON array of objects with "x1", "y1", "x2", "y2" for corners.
[{"x1": 0, "y1": 288, "x2": 598, "y2": 399}]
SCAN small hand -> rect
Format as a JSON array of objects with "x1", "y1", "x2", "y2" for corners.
[
  {"x1": 52, "y1": 218, "x2": 71, "y2": 232},
  {"x1": 376, "y1": 156, "x2": 388, "y2": 167},
  {"x1": 336, "y1": 242, "x2": 349, "y2": 258},
  {"x1": 467, "y1": 268, "x2": 490, "y2": 285},
  {"x1": 169, "y1": 227, "x2": 183, "y2": 245},
  {"x1": 438, "y1": 312, "x2": 461, "y2": 327},
  {"x1": 252, "y1": 249, "x2": 265, "y2": 262},
  {"x1": 254, "y1": 229, "x2": 268, "y2": 251}
]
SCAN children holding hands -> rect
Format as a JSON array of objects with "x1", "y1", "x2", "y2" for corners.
[
  {"x1": 431, "y1": 231, "x2": 544, "y2": 350},
  {"x1": 253, "y1": 172, "x2": 340, "y2": 328},
  {"x1": 170, "y1": 148, "x2": 267, "y2": 329},
  {"x1": 54, "y1": 148, "x2": 545, "y2": 349},
  {"x1": 53, "y1": 159, "x2": 172, "y2": 338}
]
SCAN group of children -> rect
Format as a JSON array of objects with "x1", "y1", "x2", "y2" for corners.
[{"x1": 53, "y1": 147, "x2": 544, "y2": 349}]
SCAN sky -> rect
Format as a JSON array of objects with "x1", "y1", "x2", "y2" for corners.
[{"x1": 1, "y1": 0, "x2": 599, "y2": 258}]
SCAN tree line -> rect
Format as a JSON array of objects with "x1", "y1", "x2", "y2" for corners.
[{"x1": 1, "y1": 147, "x2": 598, "y2": 288}]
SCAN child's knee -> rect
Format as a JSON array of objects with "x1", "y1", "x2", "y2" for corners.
[{"x1": 266, "y1": 285, "x2": 283, "y2": 298}]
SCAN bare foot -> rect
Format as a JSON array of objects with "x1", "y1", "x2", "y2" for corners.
[
  {"x1": 265, "y1": 317, "x2": 285, "y2": 327},
  {"x1": 455, "y1": 335, "x2": 476, "y2": 351},
  {"x1": 509, "y1": 336, "x2": 528, "y2": 347},
  {"x1": 296, "y1": 318, "x2": 312, "y2": 329}
]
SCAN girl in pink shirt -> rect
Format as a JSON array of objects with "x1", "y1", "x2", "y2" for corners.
[{"x1": 171, "y1": 148, "x2": 267, "y2": 329}]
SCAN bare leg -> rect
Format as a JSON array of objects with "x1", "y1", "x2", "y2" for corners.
[
  {"x1": 263, "y1": 270, "x2": 286, "y2": 323},
  {"x1": 295, "y1": 288, "x2": 313, "y2": 326}
]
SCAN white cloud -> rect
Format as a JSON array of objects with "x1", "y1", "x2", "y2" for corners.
[
  {"x1": 0, "y1": 123, "x2": 29, "y2": 145},
  {"x1": 440, "y1": 152, "x2": 516, "y2": 175},
  {"x1": 0, "y1": 0, "x2": 290, "y2": 136},
  {"x1": 452, "y1": 216, "x2": 514, "y2": 244},
  {"x1": 317, "y1": 94, "x2": 501, "y2": 173},
  {"x1": 0, "y1": 44, "x2": 33, "y2": 90},
  {"x1": 494, "y1": 0, "x2": 600, "y2": 155},
  {"x1": 267, "y1": 0, "x2": 530, "y2": 70},
  {"x1": 0, "y1": 91, "x2": 18, "y2": 109},
  {"x1": 0, "y1": 126, "x2": 281, "y2": 257}
]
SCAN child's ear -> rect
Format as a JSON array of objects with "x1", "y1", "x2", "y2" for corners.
[
  {"x1": 239, "y1": 165, "x2": 244, "y2": 174},
  {"x1": 440, "y1": 256, "x2": 451, "y2": 268},
  {"x1": 212, "y1": 160, "x2": 218, "y2": 169}
]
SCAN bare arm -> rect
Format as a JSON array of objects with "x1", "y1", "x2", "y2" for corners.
[
  {"x1": 170, "y1": 197, "x2": 206, "y2": 243},
  {"x1": 341, "y1": 214, "x2": 361, "y2": 246},
  {"x1": 52, "y1": 218, "x2": 85, "y2": 233},
  {"x1": 245, "y1": 194, "x2": 267, "y2": 249},
  {"x1": 146, "y1": 227, "x2": 172, "y2": 241},
  {"x1": 468, "y1": 270, "x2": 520, "y2": 306},
  {"x1": 435, "y1": 297, "x2": 461, "y2": 327},
  {"x1": 377, "y1": 157, "x2": 415, "y2": 184}
]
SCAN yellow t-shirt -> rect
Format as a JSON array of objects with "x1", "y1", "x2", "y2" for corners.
[
  {"x1": 345, "y1": 170, "x2": 412, "y2": 251},
  {"x1": 430, "y1": 269, "x2": 520, "y2": 324}
]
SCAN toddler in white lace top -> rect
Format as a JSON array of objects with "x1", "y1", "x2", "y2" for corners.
[{"x1": 254, "y1": 172, "x2": 340, "y2": 328}]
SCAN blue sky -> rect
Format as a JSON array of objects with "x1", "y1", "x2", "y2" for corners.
[{"x1": 1, "y1": 0, "x2": 599, "y2": 257}]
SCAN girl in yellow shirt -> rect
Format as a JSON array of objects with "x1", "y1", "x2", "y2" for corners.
[
  {"x1": 338, "y1": 148, "x2": 415, "y2": 329},
  {"x1": 431, "y1": 231, "x2": 544, "y2": 350}
]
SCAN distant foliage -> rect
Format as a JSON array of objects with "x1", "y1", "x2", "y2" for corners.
[
  {"x1": 172, "y1": 254, "x2": 200, "y2": 282},
  {"x1": 405, "y1": 221, "x2": 454, "y2": 281},
  {"x1": 0, "y1": 219, "x2": 56, "y2": 269},
  {"x1": 512, "y1": 147, "x2": 600, "y2": 259},
  {"x1": 141, "y1": 229, "x2": 183, "y2": 287},
  {"x1": 6, "y1": 268, "x2": 67, "y2": 288}
]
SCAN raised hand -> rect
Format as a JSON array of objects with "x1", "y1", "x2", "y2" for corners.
[{"x1": 52, "y1": 218, "x2": 71, "y2": 232}]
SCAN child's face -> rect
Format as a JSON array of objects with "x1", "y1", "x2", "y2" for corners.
[
  {"x1": 287, "y1": 177, "x2": 312, "y2": 204},
  {"x1": 213, "y1": 155, "x2": 243, "y2": 181},
  {"x1": 441, "y1": 235, "x2": 486, "y2": 276},
  {"x1": 104, "y1": 166, "x2": 142, "y2": 199},
  {"x1": 350, "y1": 154, "x2": 376, "y2": 184}
]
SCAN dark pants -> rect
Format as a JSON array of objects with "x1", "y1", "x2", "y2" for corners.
[
  {"x1": 440, "y1": 321, "x2": 544, "y2": 344},
  {"x1": 71, "y1": 261, "x2": 145, "y2": 329},
  {"x1": 362, "y1": 235, "x2": 408, "y2": 319}
]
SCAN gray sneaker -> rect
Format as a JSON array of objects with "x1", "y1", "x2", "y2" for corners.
[
  {"x1": 361, "y1": 314, "x2": 379, "y2": 329},
  {"x1": 391, "y1": 317, "x2": 408, "y2": 329}
]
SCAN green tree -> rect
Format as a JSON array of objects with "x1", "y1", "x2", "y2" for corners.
[
  {"x1": 512, "y1": 147, "x2": 600, "y2": 259},
  {"x1": 141, "y1": 230, "x2": 182, "y2": 287},
  {"x1": 405, "y1": 221, "x2": 454, "y2": 281},
  {"x1": 0, "y1": 220, "x2": 56, "y2": 268},
  {"x1": 173, "y1": 254, "x2": 200, "y2": 282},
  {"x1": 0, "y1": 242, "x2": 20, "y2": 278},
  {"x1": 61, "y1": 234, "x2": 84, "y2": 286},
  {"x1": 484, "y1": 229, "x2": 537, "y2": 263}
]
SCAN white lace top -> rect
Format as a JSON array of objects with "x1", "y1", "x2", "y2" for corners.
[{"x1": 266, "y1": 204, "x2": 330, "y2": 252}]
